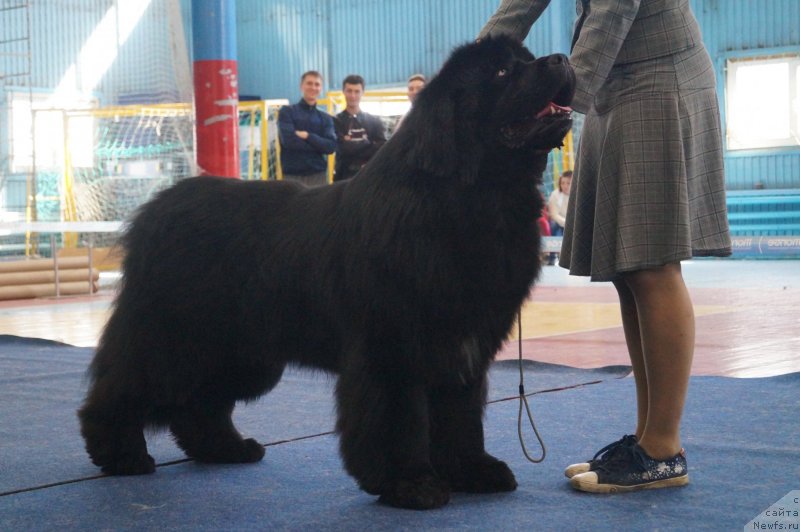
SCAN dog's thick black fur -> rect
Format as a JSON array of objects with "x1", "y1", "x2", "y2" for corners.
[{"x1": 78, "y1": 36, "x2": 574, "y2": 510}]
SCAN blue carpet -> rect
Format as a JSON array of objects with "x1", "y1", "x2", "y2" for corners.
[
  {"x1": 0, "y1": 335, "x2": 628, "y2": 495},
  {"x1": 1, "y1": 335, "x2": 797, "y2": 530}
]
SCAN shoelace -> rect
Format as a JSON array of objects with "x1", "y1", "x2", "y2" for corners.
[
  {"x1": 595, "y1": 443, "x2": 650, "y2": 474},
  {"x1": 591, "y1": 434, "x2": 637, "y2": 463}
]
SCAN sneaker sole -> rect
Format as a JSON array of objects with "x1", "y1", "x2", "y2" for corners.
[
  {"x1": 564, "y1": 463, "x2": 591, "y2": 479},
  {"x1": 570, "y1": 474, "x2": 689, "y2": 494}
]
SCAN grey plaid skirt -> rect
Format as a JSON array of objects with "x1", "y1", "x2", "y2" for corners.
[{"x1": 560, "y1": 44, "x2": 732, "y2": 281}]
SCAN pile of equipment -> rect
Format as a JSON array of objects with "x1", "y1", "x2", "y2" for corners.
[{"x1": 0, "y1": 256, "x2": 100, "y2": 301}]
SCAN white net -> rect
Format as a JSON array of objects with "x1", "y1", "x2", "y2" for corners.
[
  {"x1": 56, "y1": 101, "x2": 284, "y2": 247},
  {"x1": 1, "y1": 0, "x2": 195, "y2": 255},
  {"x1": 66, "y1": 105, "x2": 195, "y2": 225}
]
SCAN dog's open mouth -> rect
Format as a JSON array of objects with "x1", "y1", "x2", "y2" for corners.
[
  {"x1": 500, "y1": 101, "x2": 573, "y2": 148},
  {"x1": 534, "y1": 101, "x2": 572, "y2": 119}
]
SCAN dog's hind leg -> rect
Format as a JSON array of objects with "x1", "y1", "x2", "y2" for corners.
[
  {"x1": 169, "y1": 398, "x2": 265, "y2": 464},
  {"x1": 336, "y1": 359, "x2": 450, "y2": 510},
  {"x1": 429, "y1": 374, "x2": 517, "y2": 493},
  {"x1": 78, "y1": 378, "x2": 155, "y2": 475}
]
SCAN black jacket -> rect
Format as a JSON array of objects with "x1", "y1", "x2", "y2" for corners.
[{"x1": 334, "y1": 110, "x2": 386, "y2": 181}]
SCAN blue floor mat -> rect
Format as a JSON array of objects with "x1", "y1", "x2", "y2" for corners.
[
  {"x1": 3, "y1": 335, "x2": 796, "y2": 529},
  {"x1": 0, "y1": 335, "x2": 629, "y2": 495},
  {"x1": 2, "y1": 370, "x2": 797, "y2": 530}
]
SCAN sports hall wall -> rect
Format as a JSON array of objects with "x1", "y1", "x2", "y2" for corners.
[
  {"x1": 1, "y1": 0, "x2": 798, "y2": 193},
  {"x1": 233, "y1": 0, "x2": 800, "y2": 191}
]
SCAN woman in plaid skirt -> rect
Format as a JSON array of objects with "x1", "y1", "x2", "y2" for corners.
[{"x1": 480, "y1": 0, "x2": 732, "y2": 493}]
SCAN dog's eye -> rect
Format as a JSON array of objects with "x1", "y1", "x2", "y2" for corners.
[{"x1": 496, "y1": 68, "x2": 508, "y2": 77}]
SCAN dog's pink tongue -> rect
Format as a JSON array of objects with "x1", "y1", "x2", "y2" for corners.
[{"x1": 535, "y1": 102, "x2": 573, "y2": 119}]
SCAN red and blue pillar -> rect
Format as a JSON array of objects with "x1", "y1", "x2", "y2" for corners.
[{"x1": 192, "y1": 0, "x2": 239, "y2": 177}]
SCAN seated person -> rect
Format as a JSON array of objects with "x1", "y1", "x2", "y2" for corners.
[
  {"x1": 548, "y1": 170, "x2": 572, "y2": 236},
  {"x1": 547, "y1": 171, "x2": 572, "y2": 265}
]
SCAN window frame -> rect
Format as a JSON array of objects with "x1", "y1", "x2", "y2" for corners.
[{"x1": 721, "y1": 47, "x2": 800, "y2": 156}]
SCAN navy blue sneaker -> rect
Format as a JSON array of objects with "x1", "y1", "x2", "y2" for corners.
[
  {"x1": 564, "y1": 434, "x2": 638, "y2": 478},
  {"x1": 570, "y1": 443, "x2": 689, "y2": 493}
]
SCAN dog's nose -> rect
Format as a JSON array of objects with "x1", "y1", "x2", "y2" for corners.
[{"x1": 547, "y1": 54, "x2": 568, "y2": 66}]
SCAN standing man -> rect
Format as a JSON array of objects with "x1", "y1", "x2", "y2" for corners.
[
  {"x1": 393, "y1": 73, "x2": 426, "y2": 132},
  {"x1": 405, "y1": 73, "x2": 426, "y2": 103},
  {"x1": 278, "y1": 71, "x2": 337, "y2": 186},
  {"x1": 334, "y1": 75, "x2": 387, "y2": 182}
]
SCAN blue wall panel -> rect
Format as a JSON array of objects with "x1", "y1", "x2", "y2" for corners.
[
  {"x1": 235, "y1": 0, "x2": 571, "y2": 98},
  {"x1": 691, "y1": 0, "x2": 800, "y2": 55},
  {"x1": 26, "y1": 0, "x2": 112, "y2": 91},
  {"x1": 690, "y1": 0, "x2": 800, "y2": 189},
  {"x1": 3, "y1": 0, "x2": 189, "y2": 104},
  {"x1": 236, "y1": 0, "x2": 329, "y2": 101},
  {"x1": 112, "y1": 0, "x2": 190, "y2": 103}
]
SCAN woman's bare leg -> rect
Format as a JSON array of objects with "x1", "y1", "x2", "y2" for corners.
[
  {"x1": 612, "y1": 279, "x2": 647, "y2": 440},
  {"x1": 620, "y1": 262, "x2": 695, "y2": 459}
]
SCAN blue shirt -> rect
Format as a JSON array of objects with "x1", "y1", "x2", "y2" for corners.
[{"x1": 278, "y1": 99, "x2": 337, "y2": 175}]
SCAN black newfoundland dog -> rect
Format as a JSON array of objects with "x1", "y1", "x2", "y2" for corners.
[{"x1": 79, "y1": 36, "x2": 574, "y2": 510}]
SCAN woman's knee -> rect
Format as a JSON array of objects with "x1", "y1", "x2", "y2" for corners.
[{"x1": 620, "y1": 263, "x2": 684, "y2": 293}]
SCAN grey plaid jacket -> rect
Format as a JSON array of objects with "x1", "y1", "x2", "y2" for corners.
[{"x1": 479, "y1": 0, "x2": 701, "y2": 113}]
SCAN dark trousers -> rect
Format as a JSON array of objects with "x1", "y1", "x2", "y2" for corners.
[{"x1": 283, "y1": 171, "x2": 328, "y2": 187}]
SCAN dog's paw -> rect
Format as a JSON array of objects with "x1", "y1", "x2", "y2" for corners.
[
  {"x1": 378, "y1": 474, "x2": 451, "y2": 510},
  {"x1": 240, "y1": 438, "x2": 267, "y2": 462},
  {"x1": 449, "y1": 454, "x2": 517, "y2": 493},
  {"x1": 98, "y1": 452, "x2": 156, "y2": 476}
]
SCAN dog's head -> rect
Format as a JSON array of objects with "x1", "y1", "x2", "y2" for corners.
[{"x1": 401, "y1": 36, "x2": 575, "y2": 180}]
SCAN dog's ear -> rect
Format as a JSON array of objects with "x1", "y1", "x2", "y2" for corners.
[
  {"x1": 402, "y1": 81, "x2": 459, "y2": 178},
  {"x1": 399, "y1": 75, "x2": 483, "y2": 185}
]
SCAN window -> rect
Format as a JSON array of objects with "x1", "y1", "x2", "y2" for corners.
[
  {"x1": 8, "y1": 91, "x2": 96, "y2": 172},
  {"x1": 726, "y1": 53, "x2": 800, "y2": 151}
]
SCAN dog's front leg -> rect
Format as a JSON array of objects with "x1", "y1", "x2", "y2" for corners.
[
  {"x1": 429, "y1": 373, "x2": 517, "y2": 493},
  {"x1": 335, "y1": 359, "x2": 449, "y2": 510}
]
